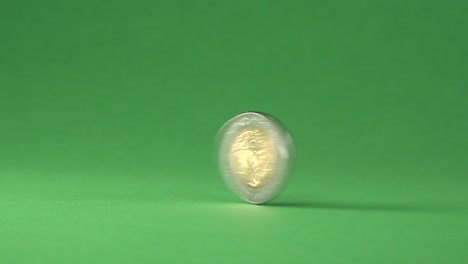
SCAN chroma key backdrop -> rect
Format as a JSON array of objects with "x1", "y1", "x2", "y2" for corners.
[{"x1": 0, "y1": 1, "x2": 467, "y2": 263}]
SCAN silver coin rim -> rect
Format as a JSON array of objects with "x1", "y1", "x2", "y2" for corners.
[{"x1": 217, "y1": 112, "x2": 295, "y2": 204}]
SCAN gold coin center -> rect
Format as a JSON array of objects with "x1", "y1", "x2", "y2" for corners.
[{"x1": 229, "y1": 127, "x2": 277, "y2": 189}]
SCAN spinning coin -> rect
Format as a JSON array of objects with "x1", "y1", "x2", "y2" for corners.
[{"x1": 217, "y1": 112, "x2": 295, "y2": 204}]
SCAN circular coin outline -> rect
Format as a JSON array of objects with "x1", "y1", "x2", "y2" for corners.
[{"x1": 217, "y1": 112, "x2": 295, "y2": 204}]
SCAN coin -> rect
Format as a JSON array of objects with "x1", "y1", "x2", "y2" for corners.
[{"x1": 217, "y1": 112, "x2": 295, "y2": 204}]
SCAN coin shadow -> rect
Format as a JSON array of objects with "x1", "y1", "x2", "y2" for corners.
[{"x1": 266, "y1": 200, "x2": 463, "y2": 214}]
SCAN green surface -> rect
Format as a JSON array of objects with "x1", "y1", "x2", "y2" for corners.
[{"x1": 1, "y1": 1, "x2": 467, "y2": 263}]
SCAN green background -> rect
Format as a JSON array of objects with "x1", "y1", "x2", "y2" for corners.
[{"x1": 1, "y1": 0, "x2": 467, "y2": 263}]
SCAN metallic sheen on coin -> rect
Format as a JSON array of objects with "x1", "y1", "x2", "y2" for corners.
[{"x1": 217, "y1": 112, "x2": 295, "y2": 204}]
